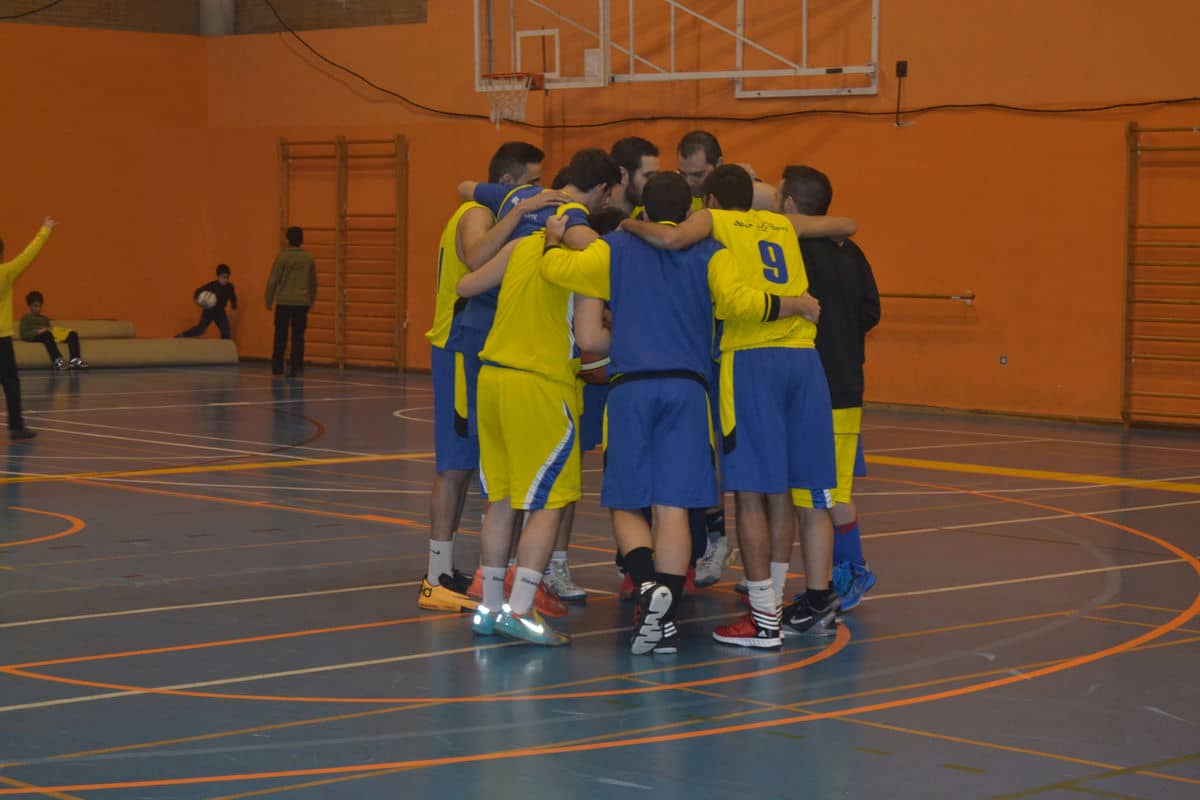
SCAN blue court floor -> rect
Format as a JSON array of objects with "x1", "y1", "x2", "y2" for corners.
[{"x1": 1, "y1": 364, "x2": 1197, "y2": 799}]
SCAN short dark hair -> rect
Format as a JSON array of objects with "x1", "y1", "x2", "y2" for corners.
[
  {"x1": 703, "y1": 164, "x2": 753, "y2": 211},
  {"x1": 677, "y1": 130, "x2": 722, "y2": 165},
  {"x1": 550, "y1": 166, "x2": 572, "y2": 190},
  {"x1": 610, "y1": 136, "x2": 659, "y2": 177},
  {"x1": 780, "y1": 165, "x2": 833, "y2": 215},
  {"x1": 642, "y1": 172, "x2": 692, "y2": 224},
  {"x1": 215, "y1": 263, "x2": 231, "y2": 277},
  {"x1": 26, "y1": 290, "x2": 43, "y2": 305},
  {"x1": 286, "y1": 226, "x2": 304, "y2": 247},
  {"x1": 587, "y1": 207, "x2": 627, "y2": 236},
  {"x1": 488, "y1": 141, "x2": 545, "y2": 183},
  {"x1": 567, "y1": 148, "x2": 621, "y2": 192}
]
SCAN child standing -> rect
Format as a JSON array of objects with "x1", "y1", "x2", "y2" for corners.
[
  {"x1": 0, "y1": 217, "x2": 57, "y2": 441},
  {"x1": 178, "y1": 264, "x2": 237, "y2": 339},
  {"x1": 20, "y1": 291, "x2": 87, "y2": 370}
]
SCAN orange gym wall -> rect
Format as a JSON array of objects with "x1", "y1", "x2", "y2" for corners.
[
  {"x1": 5, "y1": 1, "x2": 1199, "y2": 421},
  {"x1": 0, "y1": 23, "x2": 209, "y2": 340}
]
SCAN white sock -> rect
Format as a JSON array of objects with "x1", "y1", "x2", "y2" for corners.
[
  {"x1": 547, "y1": 550, "x2": 568, "y2": 572},
  {"x1": 508, "y1": 566, "x2": 543, "y2": 615},
  {"x1": 428, "y1": 541, "x2": 453, "y2": 582},
  {"x1": 769, "y1": 561, "x2": 789, "y2": 609},
  {"x1": 746, "y1": 578, "x2": 779, "y2": 630},
  {"x1": 481, "y1": 566, "x2": 506, "y2": 610}
]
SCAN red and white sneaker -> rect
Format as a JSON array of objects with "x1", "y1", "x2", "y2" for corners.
[{"x1": 712, "y1": 610, "x2": 782, "y2": 649}]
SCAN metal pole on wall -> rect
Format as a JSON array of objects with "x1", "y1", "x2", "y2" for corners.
[
  {"x1": 335, "y1": 137, "x2": 348, "y2": 370},
  {"x1": 394, "y1": 135, "x2": 410, "y2": 372}
]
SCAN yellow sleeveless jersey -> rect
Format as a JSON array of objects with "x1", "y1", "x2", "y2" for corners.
[
  {"x1": 426, "y1": 202, "x2": 489, "y2": 348},
  {"x1": 479, "y1": 206, "x2": 588, "y2": 388},
  {"x1": 709, "y1": 208, "x2": 815, "y2": 352}
]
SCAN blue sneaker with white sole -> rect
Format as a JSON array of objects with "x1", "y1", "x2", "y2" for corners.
[{"x1": 832, "y1": 561, "x2": 876, "y2": 612}]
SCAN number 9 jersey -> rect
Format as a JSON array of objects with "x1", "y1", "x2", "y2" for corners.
[{"x1": 708, "y1": 208, "x2": 816, "y2": 353}]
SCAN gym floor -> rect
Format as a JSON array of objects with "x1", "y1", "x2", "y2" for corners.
[{"x1": 1, "y1": 365, "x2": 1197, "y2": 799}]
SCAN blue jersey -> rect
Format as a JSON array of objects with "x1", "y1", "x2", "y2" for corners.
[
  {"x1": 448, "y1": 184, "x2": 587, "y2": 354},
  {"x1": 542, "y1": 230, "x2": 782, "y2": 383}
]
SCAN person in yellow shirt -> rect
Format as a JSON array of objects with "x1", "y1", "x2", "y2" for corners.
[
  {"x1": 0, "y1": 217, "x2": 56, "y2": 441},
  {"x1": 455, "y1": 149, "x2": 619, "y2": 646}
]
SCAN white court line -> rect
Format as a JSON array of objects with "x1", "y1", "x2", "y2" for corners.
[
  {"x1": 0, "y1": 559, "x2": 1187, "y2": 715},
  {"x1": 870, "y1": 437, "x2": 1047, "y2": 454},
  {"x1": 864, "y1": 558, "x2": 1186, "y2": 601},
  {"x1": 35, "y1": 416, "x2": 374, "y2": 458},
  {"x1": 863, "y1": 498, "x2": 1200, "y2": 540},
  {"x1": 0, "y1": 561, "x2": 618, "y2": 629},
  {"x1": 2, "y1": 455, "x2": 206, "y2": 462},
  {"x1": 0, "y1": 583, "x2": 416, "y2": 629},
  {"x1": 391, "y1": 406, "x2": 433, "y2": 423},
  {"x1": 27, "y1": 426, "x2": 314, "y2": 462},
  {"x1": 95, "y1": 479, "x2": 430, "y2": 494},
  {"x1": 23, "y1": 394, "x2": 405, "y2": 416}
]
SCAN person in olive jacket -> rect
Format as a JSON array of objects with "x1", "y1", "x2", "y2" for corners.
[{"x1": 265, "y1": 226, "x2": 317, "y2": 377}]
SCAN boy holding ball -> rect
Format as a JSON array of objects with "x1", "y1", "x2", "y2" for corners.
[{"x1": 178, "y1": 264, "x2": 237, "y2": 339}]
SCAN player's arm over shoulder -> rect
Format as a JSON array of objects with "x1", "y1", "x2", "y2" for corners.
[
  {"x1": 785, "y1": 213, "x2": 857, "y2": 239},
  {"x1": 620, "y1": 209, "x2": 711, "y2": 251}
]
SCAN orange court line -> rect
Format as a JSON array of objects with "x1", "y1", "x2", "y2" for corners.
[
  {"x1": 867, "y1": 454, "x2": 1200, "y2": 495},
  {"x1": 0, "y1": 474, "x2": 1196, "y2": 794},
  {"x1": 0, "y1": 775, "x2": 85, "y2": 800},
  {"x1": 0, "y1": 626, "x2": 849, "y2": 706},
  {"x1": 68, "y1": 478, "x2": 426, "y2": 529},
  {"x1": 2, "y1": 508, "x2": 86, "y2": 548},
  {"x1": 2, "y1": 612, "x2": 458, "y2": 671},
  {"x1": 0, "y1": 452, "x2": 437, "y2": 485}
]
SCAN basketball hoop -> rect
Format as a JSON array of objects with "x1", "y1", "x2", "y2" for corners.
[{"x1": 480, "y1": 72, "x2": 543, "y2": 128}]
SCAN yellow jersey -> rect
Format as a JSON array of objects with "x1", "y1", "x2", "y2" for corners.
[
  {"x1": 479, "y1": 211, "x2": 587, "y2": 388},
  {"x1": 709, "y1": 208, "x2": 815, "y2": 353},
  {"x1": 426, "y1": 202, "x2": 489, "y2": 348}
]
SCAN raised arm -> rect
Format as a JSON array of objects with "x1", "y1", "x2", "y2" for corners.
[
  {"x1": 1, "y1": 217, "x2": 55, "y2": 283},
  {"x1": 785, "y1": 213, "x2": 857, "y2": 240},
  {"x1": 619, "y1": 209, "x2": 712, "y2": 251},
  {"x1": 456, "y1": 239, "x2": 521, "y2": 298},
  {"x1": 463, "y1": 190, "x2": 567, "y2": 268},
  {"x1": 541, "y1": 217, "x2": 611, "y2": 300},
  {"x1": 457, "y1": 181, "x2": 478, "y2": 202}
]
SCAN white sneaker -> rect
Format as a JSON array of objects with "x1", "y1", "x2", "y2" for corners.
[
  {"x1": 694, "y1": 535, "x2": 734, "y2": 587},
  {"x1": 543, "y1": 559, "x2": 587, "y2": 602}
]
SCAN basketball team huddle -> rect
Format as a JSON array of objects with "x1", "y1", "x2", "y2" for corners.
[{"x1": 418, "y1": 131, "x2": 880, "y2": 654}]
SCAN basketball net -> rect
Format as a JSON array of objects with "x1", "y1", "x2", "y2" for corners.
[{"x1": 481, "y1": 73, "x2": 535, "y2": 128}]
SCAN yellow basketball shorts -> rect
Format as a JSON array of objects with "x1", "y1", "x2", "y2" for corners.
[
  {"x1": 792, "y1": 406, "x2": 862, "y2": 509},
  {"x1": 476, "y1": 365, "x2": 581, "y2": 511}
]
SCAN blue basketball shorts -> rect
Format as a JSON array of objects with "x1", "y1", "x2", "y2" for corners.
[
  {"x1": 601, "y1": 376, "x2": 718, "y2": 511},
  {"x1": 430, "y1": 345, "x2": 478, "y2": 473},
  {"x1": 718, "y1": 347, "x2": 836, "y2": 503},
  {"x1": 579, "y1": 381, "x2": 610, "y2": 452}
]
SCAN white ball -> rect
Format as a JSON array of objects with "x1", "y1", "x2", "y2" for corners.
[{"x1": 196, "y1": 290, "x2": 218, "y2": 309}]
